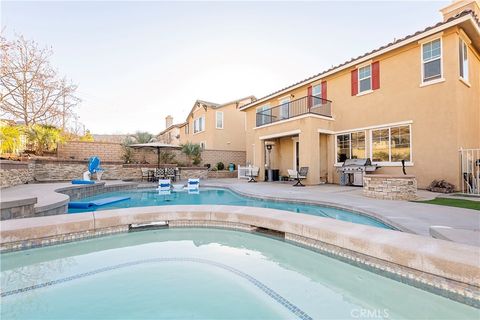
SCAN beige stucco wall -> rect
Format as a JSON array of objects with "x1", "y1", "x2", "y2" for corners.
[
  {"x1": 244, "y1": 26, "x2": 480, "y2": 188},
  {"x1": 157, "y1": 126, "x2": 181, "y2": 145},
  {"x1": 182, "y1": 99, "x2": 251, "y2": 151}
]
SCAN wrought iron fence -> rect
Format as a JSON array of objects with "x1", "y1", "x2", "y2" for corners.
[{"x1": 256, "y1": 95, "x2": 332, "y2": 127}]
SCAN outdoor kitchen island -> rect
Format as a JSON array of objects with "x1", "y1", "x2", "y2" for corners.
[{"x1": 363, "y1": 174, "x2": 418, "y2": 200}]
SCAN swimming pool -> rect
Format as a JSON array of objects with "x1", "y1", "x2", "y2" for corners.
[
  {"x1": 68, "y1": 188, "x2": 393, "y2": 229},
  {"x1": 1, "y1": 228, "x2": 477, "y2": 319}
]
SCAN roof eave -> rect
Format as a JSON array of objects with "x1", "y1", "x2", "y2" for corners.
[{"x1": 240, "y1": 13, "x2": 477, "y2": 111}]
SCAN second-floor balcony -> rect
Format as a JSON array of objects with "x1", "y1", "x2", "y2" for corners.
[{"x1": 256, "y1": 95, "x2": 332, "y2": 127}]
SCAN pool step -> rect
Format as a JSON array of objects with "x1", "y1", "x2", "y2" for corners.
[
  {"x1": 129, "y1": 221, "x2": 169, "y2": 231},
  {"x1": 252, "y1": 227, "x2": 285, "y2": 239}
]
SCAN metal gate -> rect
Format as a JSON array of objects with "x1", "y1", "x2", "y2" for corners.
[{"x1": 460, "y1": 148, "x2": 480, "y2": 195}]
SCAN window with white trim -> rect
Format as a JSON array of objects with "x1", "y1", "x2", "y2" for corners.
[
  {"x1": 358, "y1": 65, "x2": 372, "y2": 93},
  {"x1": 422, "y1": 39, "x2": 442, "y2": 82},
  {"x1": 371, "y1": 125, "x2": 411, "y2": 163},
  {"x1": 193, "y1": 116, "x2": 205, "y2": 133},
  {"x1": 279, "y1": 98, "x2": 289, "y2": 120},
  {"x1": 459, "y1": 39, "x2": 469, "y2": 82},
  {"x1": 216, "y1": 111, "x2": 224, "y2": 129},
  {"x1": 312, "y1": 85, "x2": 321, "y2": 99},
  {"x1": 336, "y1": 131, "x2": 366, "y2": 163},
  {"x1": 256, "y1": 105, "x2": 271, "y2": 126},
  {"x1": 312, "y1": 85, "x2": 322, "y2": 107}
]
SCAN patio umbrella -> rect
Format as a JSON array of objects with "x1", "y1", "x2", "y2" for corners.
[{"x1": 128, "y1": 142, "x2": 181, "y2": 168}]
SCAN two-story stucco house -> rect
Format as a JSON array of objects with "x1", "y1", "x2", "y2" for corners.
[
  {"x1": 181, "y1": 96, "x2": 256, "y2": 151},
  {"x1": 157, "y1": 115, "x2": 185, "y2": 145},
  {"x1": 240, "y1": 0, "x2": 480, "y2": 189}
]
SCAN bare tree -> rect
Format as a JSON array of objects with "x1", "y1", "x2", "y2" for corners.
[{"x1": 0, "y1": 34, "x2": 80, "y2": 127}]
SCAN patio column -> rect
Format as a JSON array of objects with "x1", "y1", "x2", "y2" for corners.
[
  {"x1": 299, "y1": 128, "x2": 320, "y2": 185},
  {"x1": 255, "y1": 140, "x2": 266, "y2": 181}
]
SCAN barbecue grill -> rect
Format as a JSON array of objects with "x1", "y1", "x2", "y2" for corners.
[{"x1": 337, "y1": 158, "x2": 378, "y2": 186}]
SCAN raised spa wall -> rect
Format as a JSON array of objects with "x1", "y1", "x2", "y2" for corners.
[
  {"x1": 1, "y1": 206, "x2": 478, "y2": 308},
  {"x1": 0, "y1": 181, "x2": 138, "y2": 220},
  {"x1": 363, "y1": 174, "x2": 417, "y2": 200}
]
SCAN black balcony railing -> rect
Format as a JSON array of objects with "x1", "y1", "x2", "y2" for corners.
[{"x1": 255, "y1": 95, "x2": 332, "y2": 127}]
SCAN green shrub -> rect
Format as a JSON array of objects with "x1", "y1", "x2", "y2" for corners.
[
  {"x1": 180, "y1": 142, "x2": 202, "y2": 166},
  {"x1": 216, "y1": 162, "x2": 225, "y2": 170}
]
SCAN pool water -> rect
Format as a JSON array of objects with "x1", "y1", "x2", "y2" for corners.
[
  {"x1": 68, "y1": 188, "x2": 392, "y2": 229},
  {"x1": 1, "y1": 229, "x2": 477, "y2": 319}
]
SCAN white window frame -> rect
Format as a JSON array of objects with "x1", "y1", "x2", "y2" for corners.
[
  {"x1": 358, "y1": 65, "x2": 372, "y2": 93},
  {"x1": 216, "y1": 111, "x2": 224, "y2": 129},
  {"x1": 420, "y1": 37, "x2": 443, "y2": 85},
  {"x1": 312, "y1": 84, "x2": 322, "y2": 107},
  {"x1": 193, "y1": 116, "x2": 205, "y2": 134},
  {"x1": 334, "y1": 131, "x2": 367, "y2": 164},
  {"x1": 370, "y1": 124, "x2": 412, "y2": 165},
  {"x1": 278, "y1": 97, "x2": 290, "y2": 120},
  {"x1": 459, "y1": 38, "x2": 469, "y2": 84}
]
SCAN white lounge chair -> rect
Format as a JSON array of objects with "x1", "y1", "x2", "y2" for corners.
[
  {"x1": 187, "y1": 178, "x2": 200, "y2": 191},
  {"x1": 158, "y1": 179, "x2": 171, "y2": 192}
]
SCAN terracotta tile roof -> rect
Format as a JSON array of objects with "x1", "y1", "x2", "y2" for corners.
[
  {"x1": 157, "y1": 122, "x2": 188, "y2": 136},
  {"x1": 240, "y1": 10, "x2": 479, "y2": 110}
]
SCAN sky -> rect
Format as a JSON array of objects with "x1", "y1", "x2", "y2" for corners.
[{"x1": 1, "y1": 0, "x2": 449, "y2": 134}]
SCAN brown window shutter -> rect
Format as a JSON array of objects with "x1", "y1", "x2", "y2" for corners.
[
  {"x1": 351, "y1": 69, "x2": 358, "y2": 96},
  {"x1": 307, "y1": 85, "x2": 312, "y2": 109},
  {"x1": 372, "y1": 61, "x2": 380, "y2": 90},
  {"x1": 321, "y1": 81, "x2": 327, "y2": 100}
]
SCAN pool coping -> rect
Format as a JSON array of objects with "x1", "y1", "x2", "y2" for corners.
[
  {"x1": 203, "y1": 184, "x2": 404, "y2": 232},
  {"x1": 1, "y1": 205, "x2": 479, "y2": 308}
]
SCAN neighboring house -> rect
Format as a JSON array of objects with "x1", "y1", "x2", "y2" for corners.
[
  {"x1": 240, "y1": 0, "x2": 480, "y2": 189},
  {"x1": 182, "y1": 96, "x2": 256, "y2": 151},
  {"x1": 157, "y1": 115, "x2": 185, "y2": 145}
]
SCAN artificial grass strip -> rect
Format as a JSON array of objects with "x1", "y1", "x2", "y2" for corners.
[{"x1": 416, "y1": 198, "x2": 480, "y2": 211}]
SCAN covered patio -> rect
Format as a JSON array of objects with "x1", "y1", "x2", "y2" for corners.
[{"x1": 251, "y1": 127, "x2": 334, "y2": 185}]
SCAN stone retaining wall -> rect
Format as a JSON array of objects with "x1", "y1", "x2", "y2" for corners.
[
  {"x1": 179, "y1": 168, "x2": 209, "y2": 180},
  {"x1": 363, "y1": 174, "x2": 417, "y2": 200},
  {"x1": 0, "y1": 161, "x2": 34, "y2": 188},
  {"x1": 1, "y1": 159, "x2": 212, "y2": 187},
  {"x1": 207, "y1": 170, "x2": 237, "y2": 179}
]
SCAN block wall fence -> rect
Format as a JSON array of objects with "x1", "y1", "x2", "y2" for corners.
[{"x1": 56, "y1": 141, "x2": 246, "y2": 167}]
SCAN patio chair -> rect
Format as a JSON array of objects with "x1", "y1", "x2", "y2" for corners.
[
  {"x1": 154, "y1": 168, "x2": 165, "y2": 181},
  {"x1": 165, "y1": 167, "x2": 176, "y2": 181},
  {"x1": 247, "y1": 166, "x2": 260, "y2": 183},
  {"x1": 288, "y1": 167, "x2": 308, "y2": 187},
  {"x1": 187, "y1": 178, "x2": 200, "y2": 191},
  {"x1": 174, "y1": 167, "x2": 181, "y2": 181},
  {"x1": 141, "y1": 168, "x2": 151, "y2": 182}
]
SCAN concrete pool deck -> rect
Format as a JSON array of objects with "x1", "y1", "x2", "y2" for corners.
[
  {"x1": 203, "y1": 179, "x2": 480, "y2": 242},
  {"x1": 1, "y1": 179, "x2": 479, "y2": 245}
]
